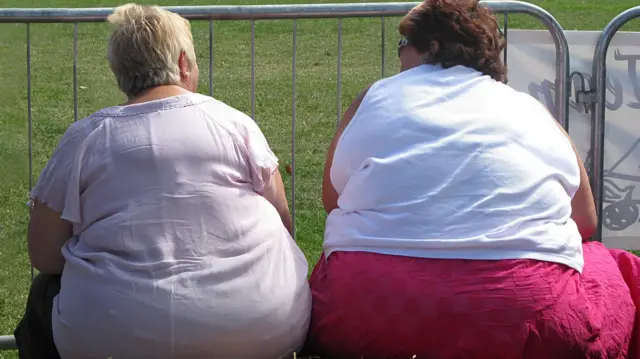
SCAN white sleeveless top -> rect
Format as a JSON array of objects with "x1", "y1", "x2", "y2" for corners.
[{"x1": 325, "y1": 64, "x2": 584, "y2": 272}]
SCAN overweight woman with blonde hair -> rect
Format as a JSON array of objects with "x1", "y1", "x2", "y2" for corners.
[{"x1": 14, "y1": 4, "x2": 311, "y2": 359}]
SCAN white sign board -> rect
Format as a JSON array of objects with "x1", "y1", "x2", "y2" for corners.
[{"x1": 506, "y1": 30, "x2": 640, "y2": 249}]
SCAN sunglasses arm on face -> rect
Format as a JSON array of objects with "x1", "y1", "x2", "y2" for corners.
[{"x1": 398, "y1": 37, "x2": 410, "y2": 57}]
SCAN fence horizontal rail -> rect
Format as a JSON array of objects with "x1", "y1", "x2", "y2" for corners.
[
  {"x1": 1, "y1": 1, "x2": 555, "y2": 22},
  {"x1": 1, "y1": 2, "x2": 415, "y2": 22}
]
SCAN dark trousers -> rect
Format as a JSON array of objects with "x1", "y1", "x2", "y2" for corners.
[{"x1": 14, "y1": 273, "x2": 62, "y2": 359}]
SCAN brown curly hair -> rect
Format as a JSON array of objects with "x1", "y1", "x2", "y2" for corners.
[{"x1": 398, "y1": 0, "x2": 507, "y2": 83}]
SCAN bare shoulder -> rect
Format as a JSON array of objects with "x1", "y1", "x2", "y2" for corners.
[
  {"x1": 352, "y1": 84, "x2": 373, "y2": 109},
  {"x1": 340, "y1": 84, "x2": 374, "y2": 130}
]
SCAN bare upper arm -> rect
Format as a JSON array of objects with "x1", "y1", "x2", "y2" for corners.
[
  {"x1": 26, "y1": 123, "x2": 84, "y2": 274},
  {"x1": 259, "y1": 168, "x2": 293, "y2": 236},
  {"x1": 322, "y1": 85, "x2": 372, "y2": 214},
  {"x1": 551, "y1": 117, "x2": 598, "y2": 240},
  {"x1": 27, "y1": 200, "x2": 73, "y2": 274}
]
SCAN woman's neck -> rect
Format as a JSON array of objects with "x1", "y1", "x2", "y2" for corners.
[{"x1": 123, "y1": 85, "x2": 192, "y2": 106}]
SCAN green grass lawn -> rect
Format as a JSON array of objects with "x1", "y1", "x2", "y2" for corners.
[{"x1": 1, "y1": 0, "x2": 639, "y2": 357}]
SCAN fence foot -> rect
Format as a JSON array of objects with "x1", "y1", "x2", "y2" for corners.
[{"x1": 0, "y1": 335, "x2": 17, "y2": 350}]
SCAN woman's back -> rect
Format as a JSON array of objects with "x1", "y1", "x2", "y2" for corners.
[
  {"x1": 327, "y1": 64, "x2": 584, "y2": 271},
  {"x1": 52, "y1": 93, "x2": 310, "y2": 358}
]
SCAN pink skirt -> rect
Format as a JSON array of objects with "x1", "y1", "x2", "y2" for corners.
[{"x1": 306, "y1": 242, "x2": 640, "y2": 359}]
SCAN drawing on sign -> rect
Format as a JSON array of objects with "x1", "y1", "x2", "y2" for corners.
[
  {"x1": 586, "y1": 139, "x2": 640, "y2": 232},
  {"x1": 614, "y1": 49, "x2": 640, "y2": 110},
  {"x1": 524, "y1": 47, "x2": 640, "y2": 232},
  {"x1": 528, "y1": 48, "x2": 640, "y2": 114}
]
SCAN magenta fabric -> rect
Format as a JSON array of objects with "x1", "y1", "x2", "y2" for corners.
[
  {"x1": 610, "y1": 248, "x2": 640, "y2": 358},
  {"x1": 307, "y1": 242, "x2": 639, "y2": 359}
]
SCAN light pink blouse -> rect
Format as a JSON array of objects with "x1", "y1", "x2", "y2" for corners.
[{"x1": 30, "y1": 93, "x2": 311, "y2": 359}]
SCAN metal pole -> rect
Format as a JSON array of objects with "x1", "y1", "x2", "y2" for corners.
[
  {"x1": 381, "y1": 15, "x2": 385, "y2": 78},
  {"x1": 208, "y1": 19, "x2": 214, "y2": 96},
  {"x1": 503, "y1": 13, "x2": 508, "y2": 70},
  {"x1": 26, "y1": 23, "x2": 34, "y2": 282},
  {"x1": 73, "y1": 22, "x2": 79, "y2": 121},
  {"x1": 251, "y1": 19, "x2": 256, "y2": 120},
  {"x1": 291, "y1": 19, "x2": 297, "y2": 240},
  {"x1": 0, "y1": 3, "x2": 421, "y2": 22},
  {"x1": 336, "y1": 18, "x2": 343, "y2": 125}
]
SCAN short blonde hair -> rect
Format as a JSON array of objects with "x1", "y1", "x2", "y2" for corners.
[{"x1": 107, "y1": 3, "x2": 197, "y2": 98}]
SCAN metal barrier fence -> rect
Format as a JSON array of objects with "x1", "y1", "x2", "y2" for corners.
[
  {"x1": 0, "y1": 0, "x2": 597, "y2": 351},
  {"x1": 579, "y1": 5, "x2": 640, "y2": 243}
]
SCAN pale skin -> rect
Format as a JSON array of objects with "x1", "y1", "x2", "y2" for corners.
[
  {"x1": 28, "y1": 51, "x2": 293, "y2": 275},
  {"x1": 260, "y1": 169, "x2": 294, "y2": 236},
  {"x1": 552, "y1": 118, "x2": 598, "y2": 240},
  {"x1": 322, "y1": 39, "x2": 597, "y2": 240}
]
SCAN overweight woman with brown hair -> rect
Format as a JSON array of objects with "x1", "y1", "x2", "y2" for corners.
[{"x1": 305, "y1": 1, "x2": 640, "y2": 358}]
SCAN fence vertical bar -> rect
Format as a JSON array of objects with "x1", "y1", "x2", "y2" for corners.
[
  {"x1": 251, "y1": 19, "x2": 256, "y2": 120},
  {"x1": 73, "y1": 22, "x2": 78, "y2": 122},
  {"x1": 503, "y1": 13, "x2": 508, "y2": 69},
  {"x1": 336, "y1": 18, "x2": 343, "y2": 125},
  {"x1": 27, "y1": 23, "x2": 34, "y2": 281},
  {"x1": 27, "y1": 23, "x2": 33, "y2": 199},
  {"x1": 380, "y1": 15, "x2": 385, "y2": 78},
  {"x1": 291, "y1": 19, "x2": 297, "y2": 240},
  {"x1": 482, "y1": 0, "x2": 570, "y2": 130},
  {"x1": 208, "y1": 19, "x2": 214, "y2": 96}
]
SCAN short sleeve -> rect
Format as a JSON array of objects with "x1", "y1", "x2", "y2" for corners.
[
  {"x1": 29, "y1": 124, "x2": 85, "y2": 224},
  {"x1": 239, "y1": 120, "x2": 279, "y2": 193}
]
